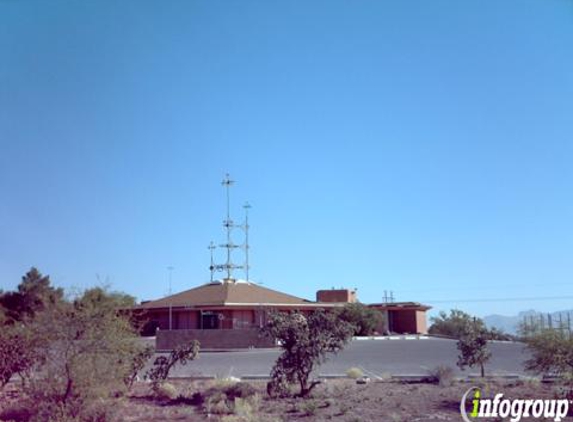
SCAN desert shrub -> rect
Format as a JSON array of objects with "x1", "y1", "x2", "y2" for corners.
[
  {"x1": 522, "y1": 327, "x2": 573, "y2": 399},
  {"x1": 0, "y1": 324, "x2": 44, "y2": 389},
  {"x1": 262, "y1": 310, "x2": 354, "y2": 397},
  {"x1": 554, "y1": 373, "x2": 573, "y2": 400},
  {"x1": 196, "y1": 382, "x2": 259, "y2": 416},
  {"x1": 428, "y1": 365, "x2": 455, "y2": 387},
  {"x1": 28, "y1": 396, "x2": 117, "y2": 422},
  {"x1": 206, "y1": 391, "x2": 233, "y2": 414},
  {"x1": 429, "y1": 309, "x2": 486, "y2": 339},
  {"x1": 457, "y1": 322, "x2": 491, "y2": 378},
  {"x1": 430, "y1": 309, "x2": 513, "y2": 341},
  {"x1": 154, "y1": 382, "x2": 178, "y2": 400},
  {"x1": 298, "y1": 399, "x2": 318, "y2": 416},
  {"x1": 201, "y1": 382, "x2": 257, "y2": 403},
  {"x1": 0, "y1": 271, "x2": 148, "y2": 422},
  {"x1": 145, "y1": 340, "x2": 200, "y2": 391},
  {"x1": 21, "y1": 287, "x2": 146, "y2": 421},
  {"x1": 522, "y1": 328, "x2": 573, "y2": 375},
  {"x1": 345, "y1": 367, "x2": 364, "y2": 379},
  {"x1": 233, "y1": 397, "x2": 254, "y2": 417},
  {"x1": 233, "y1": 394, "x2": 261, "y2": 417},
  {"x1": 223, "y1": 382, "x2": 257, "y2": 400},
  {"x1": 124, "y1": 345, "x2": 154, "y2": 390},
  {"x1": 337, "y1": 303, "x2": 384, "y2": 336}
]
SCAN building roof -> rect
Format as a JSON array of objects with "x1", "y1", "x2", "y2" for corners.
[
  {"x1": 137, "y1": 279, "x2": 314, "y2": 309},
  {"x1": 369, "y1": 302, "x2": 432, "y2": 311}
]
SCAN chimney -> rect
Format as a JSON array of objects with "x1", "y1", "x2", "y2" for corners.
[{"x1": 316, "y1": 289, "x2": 357, "y2": 303}]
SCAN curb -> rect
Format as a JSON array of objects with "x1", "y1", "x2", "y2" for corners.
[
  {"x1": 353, "y1": 335, "x2": 430, "y2": 341},
  {"x1": 191, "y1": 373, "x2": 531, "y2": 382}
]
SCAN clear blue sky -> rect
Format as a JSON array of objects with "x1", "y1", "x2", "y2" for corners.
[{"x1": 1, "y1": 0, "x2": 572, "y2": 318}]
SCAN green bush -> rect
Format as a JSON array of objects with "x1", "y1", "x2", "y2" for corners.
[
  {"x1": 262, "y1": 310, "x2": 354, "y2": 397},
  {"x1": 429, "y1": 309, "x2": 485, "y2": 339},
  {"x1": 522, "y1": 328, "x2": 573, "y2": 399},
  {"x1": 0, "y1": 324, "x2": 43, "y2": 389},
  {"x1": 345, "y1": 367, "x2": 364, "y2": 379},
  {"x1": 430, "y1": 309, "x2": 513, "y2": 341},
  {"x1": 24, "y1": 286, "x2": 146, "y2": 421},
  {"x1": 0, "y1": 271, "x2": 149, "y2": 422},
  {"x1": 154, "y1": 382, "x2": 178, "y2": 400},
  {"x1": 337, "y1": 303, "x2": 384, "y2": 336}
]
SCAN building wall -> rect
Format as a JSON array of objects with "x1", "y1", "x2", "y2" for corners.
[
  {"x1": 146, "y1": 309, "x2": 264, "y2": 331},
  {"x1": 175, "y1": 310, "x2": 199, "y2": 329},
  {"x1": 232, "y1": 309, "x2": 256, "y2": 329},
  {"x1": 316, "y1": 289, "x2": 357, "y2": 303},
  {"x1": 143, "y1": 305, "x2": 428, "y2": 340},
  {"x1": 415, "y1": 310, "x2": 428, "y2": 334},
  {"x1": 389, "y1": 309, "x2": 424, "y2": 334},
  {"x1": 156, "y1": 328, "x2": 274, "y2": 350}
]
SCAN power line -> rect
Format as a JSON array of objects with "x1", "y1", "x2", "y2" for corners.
[
  {"x1": 421, "y1": 295, "x2": 573, "y2": 304},
  {"x1": 394, "y1": 281, "x2": 573, "y2": 295}
]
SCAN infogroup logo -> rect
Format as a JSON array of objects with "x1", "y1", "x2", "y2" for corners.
[{"x1": 460, "y1": 386, "x2": 570, "y2": 422}]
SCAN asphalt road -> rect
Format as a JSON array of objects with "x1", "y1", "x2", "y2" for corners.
[{"x1": 161, "y1": 337, "x2": 529, "y2": 378}]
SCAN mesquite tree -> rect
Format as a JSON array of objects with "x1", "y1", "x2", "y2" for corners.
[
  {"x1": 262, "y1": 310, "x2": 354, "y2": 397},
  {"x1": 457, "y1": 321, "x2": 492, "y2": 378}
]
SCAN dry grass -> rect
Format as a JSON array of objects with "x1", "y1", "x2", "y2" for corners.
[{"x1": 1, "y1": 378, "x2": 569, "y2": 422}]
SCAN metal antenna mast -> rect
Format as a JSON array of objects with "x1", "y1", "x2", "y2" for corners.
[
  {"x1": 215, "y1": 173, "x2": 244, "y2": 281},
  {"x1": 209, "y1": 174, "x2": 249, "y2": 282},
  {"x1": 208, "y1": 242, "x2": 216, "y2": 282},
  {"x1": 243, "y1": 202, "x2": 251, "y2": 281},
  {"x1": 222, "y1": 174, "x2": 234, "y2": 279}
]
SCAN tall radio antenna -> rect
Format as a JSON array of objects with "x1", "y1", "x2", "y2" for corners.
[
  {"x1": 222, "y1": 173, "x2": 234, "y2": 279},
  {"x1": 243, "y1": 202, "x2": 251, "y2": 281},
  {"x1": 209, "y1": 173, "x2": 249, "y2": 282},
  {"x1": 208, "y1": 241, "x2": 216, "y2": 282}
]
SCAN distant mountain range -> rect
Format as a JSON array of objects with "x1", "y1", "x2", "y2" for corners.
[{"x1": 484, "y1": 309, "x2": 573, "y2": 335}]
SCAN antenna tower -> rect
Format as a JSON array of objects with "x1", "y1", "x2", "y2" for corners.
[
  {"x1": 243, "y1": 202, "x2": 251, "y2": 281},
  {"x1": 209, "y1": 173, "x2": 250, "y2": 282}
]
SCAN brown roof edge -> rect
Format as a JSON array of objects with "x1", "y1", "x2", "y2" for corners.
[
  {"x1": 368, "y1": 302, "x2": 432, "y2": 311},
  {"x1": 132, "y1": 302, "x2": 346, "y2": 311},
  {"x1": 133, "y1": 281, "x2": 315, "y2": 309}
]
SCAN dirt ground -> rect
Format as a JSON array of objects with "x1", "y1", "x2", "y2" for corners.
[{"x1": 1, "y1": 378, "x2": 571, "y2": 422}]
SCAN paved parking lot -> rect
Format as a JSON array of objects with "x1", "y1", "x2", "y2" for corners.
[{"x1": 160, "y1": 337, "x2": 529, "y2": 378}]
